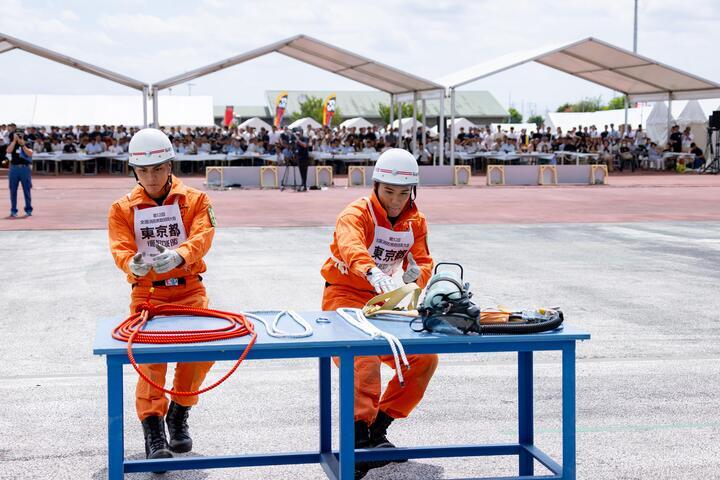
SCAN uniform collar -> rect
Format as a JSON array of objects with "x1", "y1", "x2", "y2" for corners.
[
  {"x1": 128, "y1": 175, "x2": 188, "y2": 207},
  {"x1": 368, "y1": 190, "x2": 417, "y2": 227}
]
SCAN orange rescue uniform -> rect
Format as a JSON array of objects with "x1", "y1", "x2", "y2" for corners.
[
  {"x1": 108, "y1": 176, "x2": 215, "y2": 421},
  {"x1": 321, "y1": 191, "x2": 438, "y2": 425}
]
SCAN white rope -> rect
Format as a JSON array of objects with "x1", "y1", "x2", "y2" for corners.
[
  {"x1": 243, "y1": 310, "x2": 313, "y2": 338},
  {"x1": 336, "y1": 308, "x2": 410, "y2": 386}
]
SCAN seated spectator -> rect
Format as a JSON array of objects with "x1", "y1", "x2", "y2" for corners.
[
  {"x1": 618, "y1": 140, "x2": 635, "y2": 172},
  {"x1": 85, "y1": 137, "x2": 106, "y2": 155},
  {"x1": 689, "y1": 142, "x2": 705, "y2": 170},
  {"x1": 644, "y1": 142, "x2": 663, "y2": 170}
]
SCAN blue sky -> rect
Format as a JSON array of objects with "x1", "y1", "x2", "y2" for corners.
[{"x1": 0, "y1": 0, "x2": 718, "y2": 118}]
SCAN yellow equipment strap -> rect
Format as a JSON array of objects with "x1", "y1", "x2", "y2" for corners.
[{"x1": 362, "y1": 283, "x2": 422, "y2": 317}]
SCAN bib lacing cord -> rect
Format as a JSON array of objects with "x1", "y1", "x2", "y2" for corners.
[
  {"x1": 336, "y1": 307, "x2": 410, "y2": 386},
  {"x1": 112, "y1": 288, "x2": 257, "y2": 397}
]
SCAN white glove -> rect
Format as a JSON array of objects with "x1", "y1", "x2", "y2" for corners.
[
  {"x1": 129, "y1": 253, "x2": 151, "y2": 277},
  {"x1": 402, "y1": 252, "x2": 420, "y2": 284},
  {"x1": 152, "y1": 244, "x2": 183, "y2": 274},
  {"x1": 367, "y1": 267, "x2": 396, "y2": 294}
]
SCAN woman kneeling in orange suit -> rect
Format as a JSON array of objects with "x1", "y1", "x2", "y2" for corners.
[{"x1": 320, "y1": 148, "x2": 438, "y2": 475}]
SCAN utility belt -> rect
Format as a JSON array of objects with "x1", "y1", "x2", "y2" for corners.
[{"x1": 132, "y1": 275, "x2": 202, "y2": 289}]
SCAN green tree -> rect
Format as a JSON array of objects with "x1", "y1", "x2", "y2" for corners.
[
  {"x1": 555, "y1": 96, "x2": 604, "y2": 113},
  {"x1": 605, "y1": 95, "x2": 627, "y2": 110},
  {"x1": 288, "y1": 95, "x2": 343, "y2": 126},
  {"x1": 508, "y1": 107, "x2": 523, "y2": 123},
  {"x1": 377, "y1": 103, "x2": 421, "y2": 126},
  {"x1": 527, "y1": 114, "x2": 544, "y2": 127}
]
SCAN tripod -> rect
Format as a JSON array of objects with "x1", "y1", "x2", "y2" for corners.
[
  {"x1": 702, "y1": 127, "x2": 720, "y2": 174},
  {"x1": 280, "y1": 151, "x2": 300, "y2": 191}
]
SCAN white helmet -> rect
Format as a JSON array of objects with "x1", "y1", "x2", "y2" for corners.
[
  {"x1": 128, "y1": 128, "x2": 175, "y2": 167},
  {"x1": 372, "y1": 148, "x2": 419, "y2": 186}
]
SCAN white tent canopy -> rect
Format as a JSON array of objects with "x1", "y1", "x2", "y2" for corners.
[
  {"x1": 490, "y1": 122, "x2": 538, "y2": 133},
  {"x1": 288, "y1": 117, "x2": 322, "y2": 130},
  {"x1": 0, "y1": 31, "x2": 149, "y2": 126},
  {"x1": 676, "y1": 100, "x2": 707, "y2": 127},
  {"x1": 238, "y1": 116, "x2": 272, "y2": 131},
  {"x1": 677, "y1": 100, "x2": 708, "y2": 152},
  {"x1": 153, "y1": 35, "x2": 442, "y2": 96},
  {"x1": 391, "y1": 117, "x2": 425, "y2": 134},
  {"x1": 545, "y1": 108, "x2": 647, "y2": 133},
  {"x1": 0, "y1": 95, "x2": 212, "y2": 126},
  {"x1": 436, "y1": 36, "x2": 720, "y2": 164},
  {"x1": 437, "y1": 37, "x2": 720, "y2": 103},
  {"x1": 339, "y1": 117, "x2": 373, "y2": 129},
  {"x1": 151, "y1": 34, "x2": 444, "y2": 156},
  {"x1": 646, "y1": 102, "x2": 674, "y2": 145},
  {"x1": 430, "y1": 117, "x2": 476, "y2": 136}
]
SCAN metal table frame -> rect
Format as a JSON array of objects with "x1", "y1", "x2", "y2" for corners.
[{"x1": 94, "y1": 314, "x2": 589, "y2": 480}]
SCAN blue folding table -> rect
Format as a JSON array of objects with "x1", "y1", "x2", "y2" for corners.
[{"x1": 93, "y1": 312, "x2": 589, "y2": 480}]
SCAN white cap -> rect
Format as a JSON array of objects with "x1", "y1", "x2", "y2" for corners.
[
  {"x1": 128, "y1": 128, "x2": 175, "y2": 167},
  {"x1": 372, "y1": 148, "x2": 419, "y2": 186}
]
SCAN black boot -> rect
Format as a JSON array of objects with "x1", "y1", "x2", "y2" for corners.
[
  {"x1": 355, "y1": 419, "x2": 392, "y2": 472},
  {"x1": 165, "y1": 401, "x2": 193, "y2": 453},
  {"x1": 369, "y1": 411, "x2": 406, "y2": 463},
  {"x1": 141, "y1": 415, "x2": 172, "y2": 471}
]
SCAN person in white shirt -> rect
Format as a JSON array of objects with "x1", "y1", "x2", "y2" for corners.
[
  {"x1": 86, "y1": 138, "x2": 106, "y2": 155},
  {"x1": 681, "y1": 127, "x2": 694, "y2": 152}
]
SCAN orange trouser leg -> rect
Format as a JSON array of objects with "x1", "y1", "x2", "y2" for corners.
[
  {"x1": 378, "y1": 353, "x2": 438, "y2": 420},
  {"x1": 130, "y1": 278, "x2": 214, "y2": 421},
  {"x1": 323, "y1": 284, "x2": 438, "y2": 425}
]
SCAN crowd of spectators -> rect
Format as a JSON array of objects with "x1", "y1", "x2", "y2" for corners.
[
  {"x1": 0, "y1": 121, "x2": 706, "y2": 173},
  {"x1": 450, "y1": 123, "x2": 706, "y2": 171}
]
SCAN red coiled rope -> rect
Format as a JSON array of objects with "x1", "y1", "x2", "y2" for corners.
[{"x1": 112, "y1": 288, "x2": 257, "y2": 397}]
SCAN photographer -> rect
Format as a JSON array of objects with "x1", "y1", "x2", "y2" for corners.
[
  {"x1": 7, "y1": 125, "x2": 34, "y2": 218},
  {"x1": 293, "y1": 129, "x2": 310, "y2": 192}
]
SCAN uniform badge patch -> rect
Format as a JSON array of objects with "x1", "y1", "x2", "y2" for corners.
[{"x1": 208, "y1": 206, "x2": 217, "y2": 227}]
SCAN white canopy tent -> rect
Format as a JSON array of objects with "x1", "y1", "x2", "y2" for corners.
[
  {"x1": 437, "y1": 37, "x2": 720, "y2": 164},
  {"x1": 339, "y1": 117, "x2": 373, "y2": 129},
  {"x1": 238, "y1": 117, "x2": 273, "y2": 131},
  {"x1": 152, "y1": 34, "x2": 444, "y2": 159},
  {"x1": 391, "y1": 117, "x2": 426, "y2": 134},
  {"x1": 429, "y1": 117, "x2": 475, "y2": 137},
  {"x1": 0, "y1": 31, "x2": 149, "y2": 126},
  {"x1": 288, "y1": 117, "x2": 322, "y2": 130},
  {"x1": 546, "y1": 108, "x2": 647, "y2": 133},
  {"x1": 0, "y1": 95, "x2": 213, "y2": 127},
  {"x1": 490, "y1": 123, "x2": 538, "y2": 133},
  {"x1": 646, "y1": 102, "x2": 674, "y2": 145},
  {"x1": 677, "y1": 100, "x2": 708, "y2": 151}
]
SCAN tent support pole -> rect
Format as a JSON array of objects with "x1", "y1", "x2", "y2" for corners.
[
  {"x1": 421, "y1": 98, "x2": 427, "y2": 160},
  {"x1": 438, "y1": 91, "x2": 445, "y2": 166},
  {"x1": 450, "y1": 87, "x2": 456, "y2": 167},
  {"x1": 152, "y1": 86, "x2": 159, "y2": 128},
  {"x1": 398, "y1": 101, "x2": 403, "y2": 146},
  {"x1": 624, "y1": 95, "x2": 629, "y2": 134},
  {"x1": 142, "y1": 85, "x2": 149, "y2": 128},
  {"x1": 667, "y1": 95, "x2": 672, "y2": 144},
  {"x1": 412, "y1": 92, "x2": 417, "y2": 154},
  {"x1": 389, "y1": 94, "x2": 394, "y2": 137}
]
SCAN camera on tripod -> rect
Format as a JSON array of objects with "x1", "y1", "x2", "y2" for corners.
[{"x1": 703, "y1": 110, "x2": 720, "y2": 174}]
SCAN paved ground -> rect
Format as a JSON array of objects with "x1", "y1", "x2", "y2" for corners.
[
  {"x1": 1, "y1": 172, "x2": 720, "y2": 230},
  {"x1": 1, "y1": 174, "x2": 719, "y2": 479}
]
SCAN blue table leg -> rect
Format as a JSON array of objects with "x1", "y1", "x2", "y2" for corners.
[
  {"x1": 319, "y1": 357, "x2": 332, "y2": 454},
  {"x1": 107, "y1": 357, "x2": 124, "y2": 480},
  {"x1": 339, "y1": 354, "x2": 355, "y2": 480},
  {"x1": 518, "y1": 351, "x2": 534, "y2": 476},
  {"x1": 562, "y1": 342, "x2": 576, "y2": 480}
]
